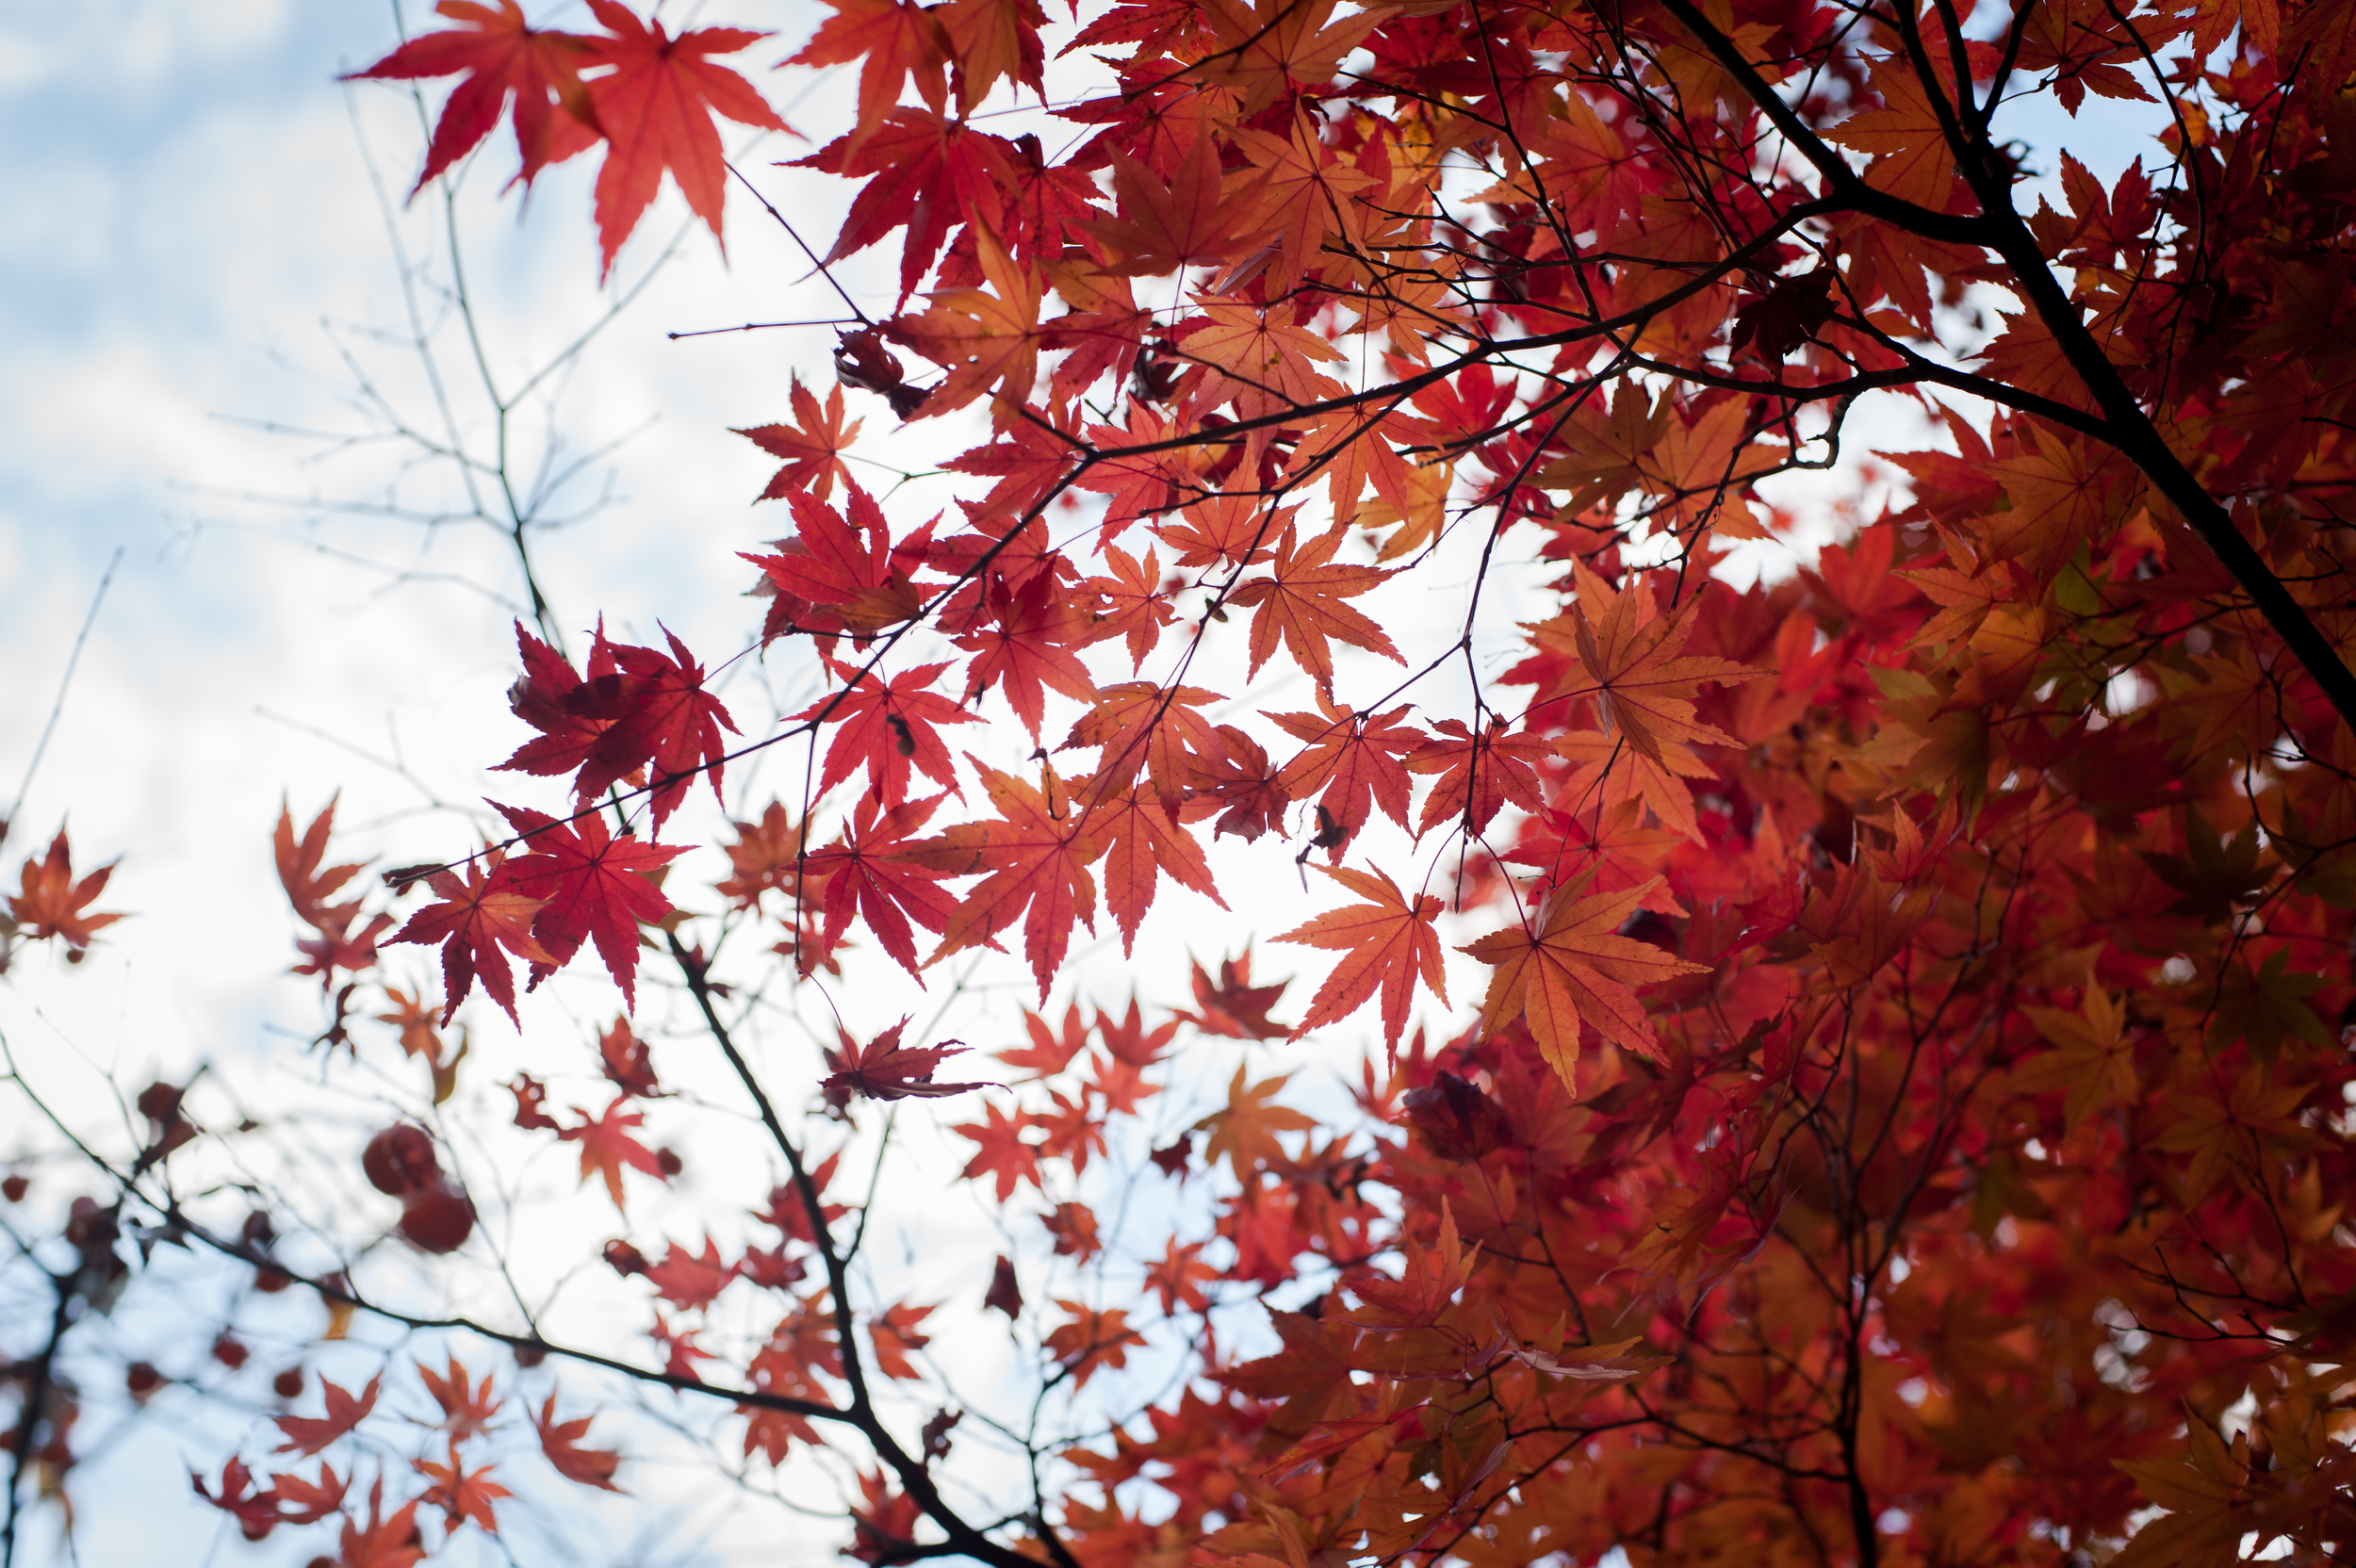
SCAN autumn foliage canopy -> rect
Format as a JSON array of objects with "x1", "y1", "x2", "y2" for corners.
[{"x1": 12, "y1": 0, "x2": 2356, "y2": 1561}]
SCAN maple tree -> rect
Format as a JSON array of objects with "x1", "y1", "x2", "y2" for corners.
[{"x1": 10, "y1": 0, "x2": 2356, "y2": 1562}]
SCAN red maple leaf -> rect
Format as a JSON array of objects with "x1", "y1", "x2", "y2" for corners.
[
  {"x1": 1085, "y1": 781, "x2": 1227, "y2": 953},
  {"x1": 192, "y1": 1456, "x2": 280, "y2": 1540},
  {"x1": 417, "y1": 1356, "x2": 502, "y2": 1443},
  {"x1": 557, "y1": 1093, "x2": 667, "y2": 1209},
  {"x1": 952, "y1": 573, "x2": 1101, "y2": 738},
  {"x1": 496, "y1": 621, "x2": 738, "y2": 830},
  {"x1": 579, "y1": 0, "x2": 791, "y2": 277},
  {"x1": 388, "y1": 855, "x2": 551, "y2": 1026},
  {"x1": 273, "y1": 1371, "x2": 383, "y2": 1457},
  {"x1": 984, "y1": 1254, "x2": 1023, "y2": 1316},
  {"x1": 941, "y1": 416, "x2": 1082, "y2": 518},
  {"x1": 533, "y1": 1395, "x2": 625, "y2": 1492},
  {"x1": 335, "y1": 1481, "x2": 426, "y2": 1568},
  {"x1": 715, "y1": 801, "x2": 809, "y2": 911},
  {"x1": 867, "y1": 1301, "x2": 937, "y2": 1380},
  {"x1": 343, "y1": 0, "x2": 600, "y2": 194},
  {"x1": 413, "y1": 1443, "x2": 510, "y2": 1535},
  {"x1": 597, "y1": 1014, "x2": 662, "y2": 1096},
  {"x1": 824, "y1": 1018, "x2": 990, "y2": 1101},
  {"x1": 802, "y1": 792, "x2": 963, "y2": 976},
  {"x1": 1073, "y1": 545, "x2": 1176, "y2": 671},
  {"x1": 644, "y1": 1235, "x2": 736, "y2": 1310},
  {"x1": 1404, "y1": 716, "x2": 1549, "y2": 839},
  {"x1": 1000, "y1": 1003, "x2": 1090, "y2": 1075},
  {"x1": 1174, "y1": 950, "x2": 1292, "y2": 1039},
  {"x1": 264, "y1": 1461, "x2": 349, "y2": 1527},
  {"x1": 795, "y1": 108, "x2": 1018, "y2": 304},
  {"x1": 795, "y1": 661, "x2": 976, "y2": 807},
  {"x1": 742, "y1": 481, "x2": 929, "y2": 645},
  {"x1": 1188, "y1": 724, "x2": 1290, "y2": 842},
  {"x1": 954, "y1": 1100, "x2": 1044, "y2": 1200},
  {"x1": 788, "y1": 0, "x2": 949, "y2": 146},
  {"x1": 915, "y1": 759, "x2": 1102, "y2": 999},
  {"x1": 8, "y1": 829, "x2": 123, "y2": 949},
  {"x1": 1087, "y1": 132, "x2": 1268, "y2": 275},
  {"x1": 493, "y1": 803, "x2": 686, "y2": 1009},
  {"x1": 1272, "y1": 696, "x2": 1424, "y2": 847},
  {"x1": 737, "y1": 378, "x2": 862, "y2": 502},
  {"x1": 273, "y1": 797, "x2": 364, "y2": 934}
]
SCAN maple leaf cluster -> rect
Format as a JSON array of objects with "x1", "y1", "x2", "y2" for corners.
[
  {"x1": 314, "y1": 0, "x2": 2356, "y2": 1554},
  {"x1": 192, "y1": 1358, "x2": 622, "y2": 1560},
  {"x1": 15, "y1": 0, "x2": 2356, "y2": 1560}
]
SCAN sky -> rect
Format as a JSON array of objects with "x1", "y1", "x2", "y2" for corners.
[{"x1": 0, "y1": 2, "x2": 2177, "y2": 1562}]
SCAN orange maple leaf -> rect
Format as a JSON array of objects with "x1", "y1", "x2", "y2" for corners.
[
  {"x1": 1461, "y1": 874, "x2": 1710, "y2": 1085},
  {"x1": 1824, "y1": 57, "x2": 1963, "y2": 208},
  {"x1": 265, "y1": 1461, "x2": 350, "y2": 1526},
  {"x1": 417, "y1": 1356, "x2": 501, "y2": 1442},
  {"x1": 1198, "y1": 1067, "x2": 1318, "y2": 1174},
  {"x1": 1226, "y1": 522, "x2": 1403, "y2": 694},
  {"x1": 1191, "y1": 0, "x2": 1392, "y2": 116},
  {"x1": 1044, "y1": 1300, "x2": 1148, "y2": 1388},
  {"x1": 1273, "y1": 863, "x2": 1447, "y2": 1050},
  {"x1": 1062, "y1": 680, "x2": 1226, "y2": 815},
  {"x1": 1085, "y1": 780, "x2": 1228, "y2": 952},
  {"x1": 273, "y1": 1372, "x2": 383, "y2": 1457},
  {"x1": 1073, "y1": 545, "x2": 1177, "y2": 671},
  {"x1": 532, "y1": 1394, "x2": 624, "y2": 1492},
  {"x1": 1407, "y1": 717, "x2": 1549, "y2": 839},
  {"x1": 413, "y1": 1443, "x2": 510, "y2": 1535},
  {"x1": 334, "y1": 1481, "x2": 425, "y2": 1568},
  {"x1": 1180, "y1": 297, "x2": 1346, "y2": 413},
  {"x1": 886, "y1": 223, "x2": 1044, "y2": 416},
  {"x1": 1154, "y1": 492, "x2": 1291, "y2": 570},
  {"x1": 939, "y1": 0, "x2": 1048, "y2": 112},
  {"x1": 1272, "y1": 695, "x2": 1423, "y2": 842},
  {"x1": 1517, "y1": 564, "x2": 1759, "y2": 765},
  {"x1": 8, "y1": 830, "x2": 123, "y2": 949},
  {"x1": 1088, "y1": 129, "x2": 1269, "y2": 276},
  {"x1": 556, "y1": 1094, "x2": 666, "y2": 1209},
  {"x1": 1224, "y1": 107, "x2": 1376, "y2": 291}
]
